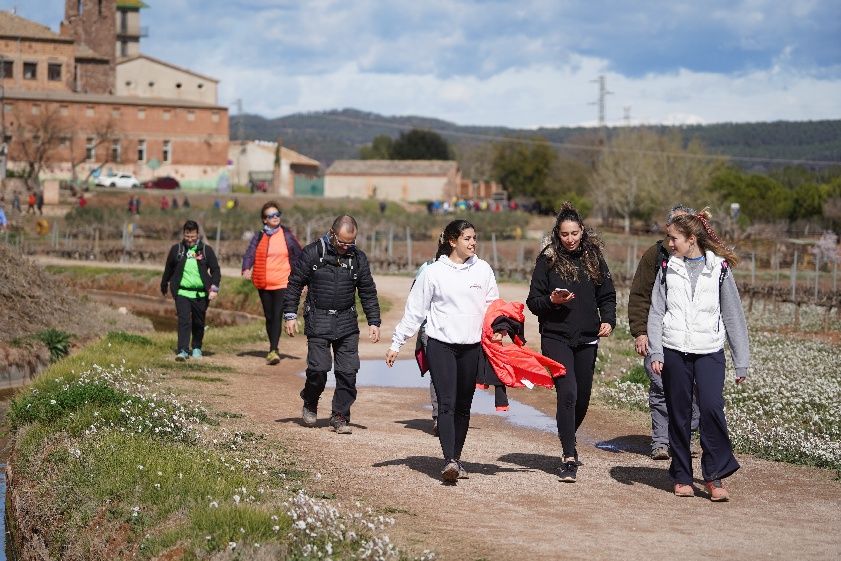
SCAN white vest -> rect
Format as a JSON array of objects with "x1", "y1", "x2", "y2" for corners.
[{"x1": 661, "y1": 251, "x2": 726, "y2": 354}]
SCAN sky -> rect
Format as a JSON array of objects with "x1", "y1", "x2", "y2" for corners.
[{"x1": 11, "y1": 0, "x2": 841, "y2": 128}]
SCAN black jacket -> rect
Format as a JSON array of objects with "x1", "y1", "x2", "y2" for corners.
[
  {"x1": 160, "y1": 239, "x2": 221, "y2": 298},
  {"x1": 283, "y1": 236, "x2": 381, "y2": 339},
  {"x1": 526, "y1": 248, "x2": 616, "y2": 347}
]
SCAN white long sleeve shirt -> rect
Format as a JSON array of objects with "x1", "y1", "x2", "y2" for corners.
[{"x1": 390, "y1": 255, "x2": 499, "y2": 352}]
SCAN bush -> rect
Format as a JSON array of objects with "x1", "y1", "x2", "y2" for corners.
[
  {"x1": 619, "y1": 364, "x2": 649, "y2": 385},
  {"x1": 35, "y1": 329, "x2": 72, "y2": 362}
]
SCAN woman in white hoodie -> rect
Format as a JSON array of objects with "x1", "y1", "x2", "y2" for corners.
[{"x1": 386, "y1": 219, "x2": 500, "y2": 483}]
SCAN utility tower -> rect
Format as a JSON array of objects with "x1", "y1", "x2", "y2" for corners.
[
  {"x1": 623, "y1": 106, "x2": 631, "y2": 126},
  {"x1": 589, "y1": 75, "x2": 613, "y2": 127}
]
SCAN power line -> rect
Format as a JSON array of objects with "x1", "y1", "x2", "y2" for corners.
[
  {"x1": 299, "y1": 111, "x2": 840, "y2": 168},
  {"x1": 589, "y1": 75, "x2": 613, "y2": 127}
]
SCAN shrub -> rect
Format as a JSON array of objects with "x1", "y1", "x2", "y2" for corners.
[{"x1": 35, "y1": 329, "x2": 72, "y2": 362}]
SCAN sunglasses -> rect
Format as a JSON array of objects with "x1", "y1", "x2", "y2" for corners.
[
  {"x1": 263, "y1": 212, "x2": 281, "y2": 219},
  {"x1": 332, "y1": 233, "x2": 356, "y2": 247}
]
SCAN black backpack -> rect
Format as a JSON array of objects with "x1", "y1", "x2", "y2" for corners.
[{"x1": 312, "y1": 237, "x2": 357, "y2": 281}]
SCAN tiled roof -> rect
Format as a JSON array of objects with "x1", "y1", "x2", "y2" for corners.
[
  {"x1": 4, "y1": 88, "x2": 226, "y2": 110},
  {"x1": 326, "y1": 160, "x2": 458, "y2": 176},
  {"x1": 252, "y1": 142, "x2": 320, "y2": 167},
  {"x1": 0, "y1": 11, "x2": 71, "y2": 42},
  {"x1": 116, "y1": 0, "x2": 149, "y2": 8}
]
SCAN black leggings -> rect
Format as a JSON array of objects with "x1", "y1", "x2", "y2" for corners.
[
  {"x1": 258, "y1": 288, "x2": 286, "y2": 351},
  {"x1": 426, "y1": 338, "x2": 481, "y2": 462},
  {"x1": 541, "y1": 337, "x2": 598, "y2": 458}
]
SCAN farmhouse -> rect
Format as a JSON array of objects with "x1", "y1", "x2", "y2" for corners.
[{"x1": 325, "y1": 160, "x2": 461, "y2": 202}]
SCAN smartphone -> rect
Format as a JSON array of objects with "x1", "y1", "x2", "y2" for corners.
[{"x1": 553, "y1": 288, "x2": 573, "y2": 298}]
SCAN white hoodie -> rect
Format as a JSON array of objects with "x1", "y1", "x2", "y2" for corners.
[{"x1": 390, "y1": 254, "x2": 499, "y2": 352}]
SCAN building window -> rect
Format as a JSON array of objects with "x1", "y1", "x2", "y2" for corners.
[
  {"x1": 211, "y1": 111, "x2": 220, "y2": 123},
  {"x1": 48, "y1": 63, "x2": 62, "y2": 81},
  {"x1": 111, "y1": 140, "x2": 121, "y2": 163},
  {"x1": 77, "y1": 0, "x2": 83, "y2": 15},
  {"x1": 125, "y1": 80, "x2": 132, "y2": 87},
  {"x1": 60, "y1": 136, "x2": 71, "y2": 148},
  {"x1": 111, "y1": 107, "x2": 121, "y2": 118},
  {"x1": 3, "y1": 103, "x2": 12, "y2": 113},
  {"x1": 176, "y1": 82, "x2": 182, "y2": 89},
  {"x1": 137, "y1": 139, "x2": 146, "y2": 162},
  {"x1": 186, "y1": 110, "x2": 195, "y2": 122},
  {"x1": 137, "y1": 107, "x2": 146, "y2": 120},
  {"x1": 31, "y1": 104, "x2": 41, "y2": 115},
  {"x1": 0, "y1": 60, "x2": 12, "y2": 79},
  {"x1": 162, "y1": 110, "x2": 171, "y2": 121},
  {"x1": 23, "y1": 62, "x2": 37, "y2": 80},
  {"x1": 162, "y1": 140, "x2": 171, "y2": 163},
  {"x1": 85, "y1": 106, "x2": 95, "y2": 117},
  {"x1": 197, "y1": 83, "x2": 204, "y2": 89},
  {"x1": 99, "y1": 0, "x2": 103, "y2": 16},
  {"x1": 85, "y1": 137, "x2": 95, "y2": 162},
  {"x1": 60, "y1": 105, "x2": 69, "y2": 116}
]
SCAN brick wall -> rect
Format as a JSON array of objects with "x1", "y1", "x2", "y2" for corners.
[{"x1": 0, "y1": 38, "x2": 76, "y2": 93}]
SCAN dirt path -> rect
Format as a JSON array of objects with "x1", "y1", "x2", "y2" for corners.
[{"x1": 53, "y1": 264, "x2": 841, "y2": 560}]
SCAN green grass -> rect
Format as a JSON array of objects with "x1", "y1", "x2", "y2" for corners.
[
  {"x1": 619, "y1": 364, "x2": 649, "y2": 385},
  {"x1": 181, "y1": 375, "x2": 227, "y2": 383}
]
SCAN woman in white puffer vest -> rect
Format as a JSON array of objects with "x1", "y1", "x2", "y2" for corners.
[{"x1": 647, "y1": 208, "x2": 749, "y2": 502}]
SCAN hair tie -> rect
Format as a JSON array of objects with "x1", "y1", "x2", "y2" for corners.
[{"x1": 696, "y1": 214, "x2": 722, "y2": 246}]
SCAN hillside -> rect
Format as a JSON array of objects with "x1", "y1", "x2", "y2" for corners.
[{"x1": 236, "y1": 108, "x2": 841, "y2": 171}]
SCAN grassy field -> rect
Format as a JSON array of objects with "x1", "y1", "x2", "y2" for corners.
[{"x1": 7, "y1": 326, "x2": 430, "y2": 561}]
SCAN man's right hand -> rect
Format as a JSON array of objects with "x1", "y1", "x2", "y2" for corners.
[
  {"x1": 285, "y1": 319, "x2": 298, "y2": 337},
  {"x1": 242, "y1": 268, "x2": 253, "y2": 280},
  {"x1": 634, "y1": 335, "x2": 649, "y2": 357}
]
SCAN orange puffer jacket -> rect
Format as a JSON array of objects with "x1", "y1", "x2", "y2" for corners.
[{"x1": 481, "y1": 299, "x2": 565, "y2": 389}]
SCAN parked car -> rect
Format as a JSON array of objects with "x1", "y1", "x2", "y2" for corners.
[
  {"x1": 95, "y1": 173, "x2": 140, "y2": 189},
  {"x1": 143, "y1": 176, "x2": 180, "y2": 190}
]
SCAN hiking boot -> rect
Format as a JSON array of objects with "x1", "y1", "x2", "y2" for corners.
[
  {"x1": 175, "y1": 351, "x2": 189, "y2": 362},
  {"x1": 266, "y1": 350, "x2": 280, "y2": 365},
  {"x1": 330, "y1": 414, "x2": 352, "y2": 434},
  {"x1": 456, "y1": 460, "x2": 469, "y2": 479},
  {"x1": 651, "y1": 446, "x2": 670, "y2": 460},
  {"x1": 191, "y1": 348, "x2": 203, "y2": 359},
  {"x1": 301, "y1": 404, "x2": 317, "y2": 426},
  {"x1": 704, "y1": 479, "x2": 729, "y2": 502},
  {"x1": 432, "y1": 416, "x2": 439, "y2": 437},
  {"x1": 674, "y1": 483, "x2": 694, "y2": 497},
  {"x1": 441, "y1": 460, "x2": 460, "y2": 483},
  {"x1": 558, "y1": 460, "x2": 578, "y2": 483}
]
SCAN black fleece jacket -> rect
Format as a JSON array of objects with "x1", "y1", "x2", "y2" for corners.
[
  {"x1": 160, "y1": 239, "x2": 221, "y2": 298},
  {"x1": 526, "y1": 248, "x2": 616, "y2": 347}
]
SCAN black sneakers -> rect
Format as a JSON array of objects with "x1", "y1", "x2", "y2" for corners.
[
  {"x1": 558, "y1": 460, "x2": 578, "y2": 482},
  {"x1": 330, "y1": 414, "x2": 352, "y2": 434}
]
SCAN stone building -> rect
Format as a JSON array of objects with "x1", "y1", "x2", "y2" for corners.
[
  {"x1": 228, "y1": 140, "x2": 320, "y2": 197},
  {"x1": 324, "y1": 160, "x2": 461, "y2": 202}
]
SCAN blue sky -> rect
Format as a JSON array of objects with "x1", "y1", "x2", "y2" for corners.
[{"x1": 11, "y1": 0, "x2": 841, "y2": 128}]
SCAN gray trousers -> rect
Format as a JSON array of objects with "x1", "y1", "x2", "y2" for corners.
[{"x1": 645, "y1": 354, "x2": 699, "y2": 449}]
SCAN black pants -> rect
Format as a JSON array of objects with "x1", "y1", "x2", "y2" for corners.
[
  {"x1": 662, "y1": 348, "x2": 740, "y2": 484},
  {"x1": 541, "y1": 337, "x2": 598, "y2": 458},
  {"x1": 175, "y1": 295, "x2": 208, "y2": 353},
  {"x1": 258, "y1": 288, "x2": 286, "y2": 351},
  {"x1": 426, "y1": 338, "x2": 481, "y2": 462},
  {"x1": 300, "y1": 332, "x2": 361, "y2": 420}
]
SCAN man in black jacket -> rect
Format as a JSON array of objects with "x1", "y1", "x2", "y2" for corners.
[
  {"x1": 160, "y1": 220, "x2": 221, "y2": 361},
  {"x1": 284, "y1": 215, "x2": 381, "y2": 434}
]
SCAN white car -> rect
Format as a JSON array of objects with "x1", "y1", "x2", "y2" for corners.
[{"x1": 96, "y1": 173, "x2": 140, "y2": 189}]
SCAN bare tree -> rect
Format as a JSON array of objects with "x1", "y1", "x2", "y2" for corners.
[
  {"x1": 590, "y1": 129, "x2": 720, "y2": 233},
  {"x1": 11, "y1": 104, "x2": 71, "y2": 188},
  {"x1": 69, "y1": 115, "x2": 123, "y2": 186}
]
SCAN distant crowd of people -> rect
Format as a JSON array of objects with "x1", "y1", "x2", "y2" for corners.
[{"x1": 426, "y1": 198, "x2": 518, "y2": 214}]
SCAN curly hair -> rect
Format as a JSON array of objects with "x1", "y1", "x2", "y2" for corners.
[
  {"x1": 668, "y1": 207, "x2": 739, "y2": 266},
  {"x1": 542, "y1": 202, "x2": 605, "y2": 283}
]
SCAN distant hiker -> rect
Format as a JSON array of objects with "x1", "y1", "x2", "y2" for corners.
[
  {"x1": 387, "y1": 219, "x2": 499, "y2": 483},
  {"x1": 526, "y1": 202, "x2": 616, "y2": 483},
  {"x1": 648, "y1": 209, "x2": 749, "y2": 502},
  {"x1": 12, "y1": 191, "x2": 21, "y2": 213},
  {"x1": 284, "y1": 215, "x2": 381, "y2": 435},
  {"x1": 172, "y1": 196, "x2": 179, "y2": 210},
  {"x1": 26, "y1": 192, "x2": 36, "y2": 214},
  {"x1": 78, "y1": 193, "x2": 88, "y2": 208},
  {"x1": 36, "y1": 190, "x2": 44, "y2": 215},
  {"x1": 182, "y1": 196, "x2": 190, "y2": 209},
  {"x1": 127, "y1": 196, "x2": 135, "y2": 214},
  {"x1": 160, "y1": 196, "x2": 170, "y2": 211},
  {"x1": 628, "y1": 204, "x2": 700, "y2": 460},
  {"x1": 160, "y1": 220, "x2": 221, "y2": 361},
  {"x1": 241, "y1": 202, "x2": 303, "y2": 365},
  {"x1": 133, "y1": 195, "x2": 142, "y2": 215},
  {"x1": 0, "y1": 203, "x2": 8, "y2": 230}
]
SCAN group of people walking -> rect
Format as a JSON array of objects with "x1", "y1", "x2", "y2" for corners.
[{"x1": 159, "y1": 199, "x2": 749, "y2": 501}]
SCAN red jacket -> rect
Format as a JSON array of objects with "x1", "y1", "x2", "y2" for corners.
[{"x1": 482, "y1": 299, "x2": 565, "y2": 388}]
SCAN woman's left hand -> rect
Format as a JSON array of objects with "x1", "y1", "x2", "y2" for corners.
[
  {"x1": 598, "y1": 323, "x2": 612, "y2": 337},
  {"x1": 492, "y1": 331, "x2": 504, "y2": 343}
]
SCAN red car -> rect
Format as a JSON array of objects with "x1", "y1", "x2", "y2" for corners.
[{"x1": 143, "y1": 176, "x2": 180, "y2": 190}]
